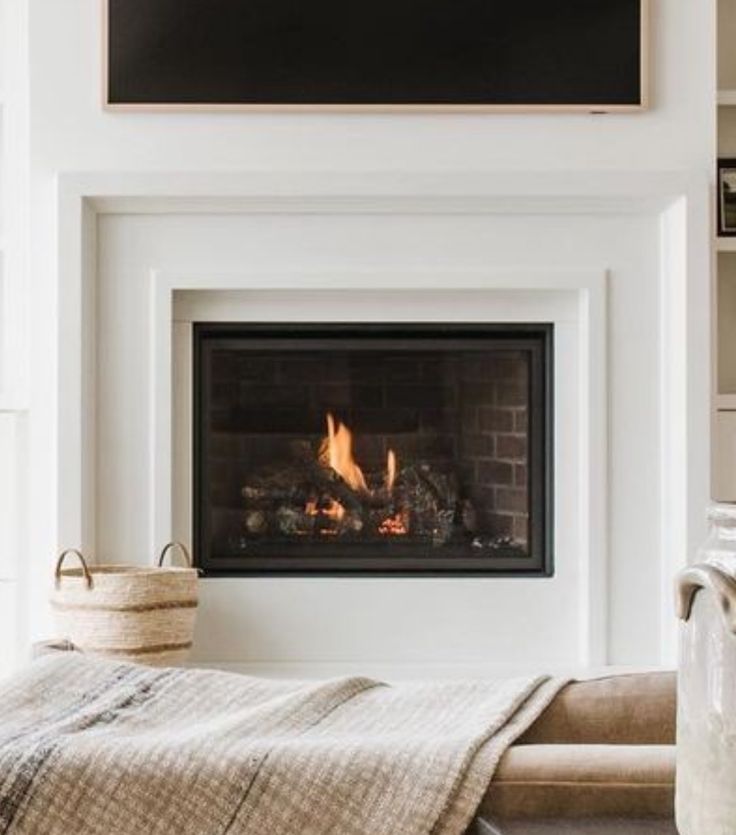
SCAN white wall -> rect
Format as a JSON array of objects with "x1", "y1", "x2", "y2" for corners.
[
  {"x1": 0, "y1": 0, "x2": 30, "y2": 674},
  {"x1": 16, "y1": 0, "x2": 716, "y2": 669},
  {"x1": 28, "y1": 1, "x2": 713, "y2": 173}
]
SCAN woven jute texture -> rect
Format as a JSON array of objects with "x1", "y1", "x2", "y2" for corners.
[
  {"x1": 50, "y1": 545, "x2": 198, "y2": 666},
  {"x1": 0, "y1": 654, "x2": 565, "y2": 835}
]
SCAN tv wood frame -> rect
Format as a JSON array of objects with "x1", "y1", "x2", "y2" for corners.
[{"x1": 102, "y1": 0, "x2": 650, "y2": 114}]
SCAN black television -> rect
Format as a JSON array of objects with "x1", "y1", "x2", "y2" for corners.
[{"x1": 105, "y1": 0, "x2": 648, "y2": 112}]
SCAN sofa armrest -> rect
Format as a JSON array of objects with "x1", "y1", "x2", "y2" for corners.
[
  {"x1": 481, "y1": 744, "x2": 675, "y2": 820},
  {"x1": 518, "y1": 672, "x2": 676, "y2": 745}
]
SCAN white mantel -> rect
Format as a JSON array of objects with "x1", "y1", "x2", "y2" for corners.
[{"x1": 32, "y1": 170, "x2": 709, "y2": 676}]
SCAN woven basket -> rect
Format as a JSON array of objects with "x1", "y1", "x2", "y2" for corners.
[{"x1": 51, "y1": 543, "x2": 198, "y2": 666}]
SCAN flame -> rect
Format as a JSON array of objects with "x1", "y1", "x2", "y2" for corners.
[
  {"x1": 386, "y1": 449, "x2": 397, "y2": 491},
  {"x1": 313, "y1": 413, "x2": 403, "y2": 535},
  {"x1": 320, "y1": 413, "x2": 399, "y2": 495},
  {"x1": 321, "y1": 413, "x2": 369, "y2": 492}
]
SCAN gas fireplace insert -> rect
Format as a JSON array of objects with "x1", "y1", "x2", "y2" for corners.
[{"x1": 193, "y1": 323, "x2": 553, "y2": 575}]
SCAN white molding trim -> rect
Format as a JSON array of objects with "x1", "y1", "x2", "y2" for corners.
[
  {"x1": 65, "y1": 170, "x2": 692, "y2": 212},
  {"x1": 658, "y1": 189, "x2": 712, "y2": 665},
  {"x1": 56, "y1": 170, "x2": 710, "y2": 668},
  {"x1": 576, "y1": 277, "x2": 609, "y2": 667},
  {"x1": 0, "y1": 0, "x2": 30, "y2": 414}
]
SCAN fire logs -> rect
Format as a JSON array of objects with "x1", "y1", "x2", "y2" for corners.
[
  {"x1": 240, "y1": 413, "x2": 462, "y2": 546},
  {"x1": 241, "y1": 463, "x2": 458, "y2": 544},
  {"x1": 240, "y1": 458, "x2": 459, "y2": 544}
]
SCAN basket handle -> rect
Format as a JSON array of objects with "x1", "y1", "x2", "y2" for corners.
[
  {"x1": 158, "y1": 541, "x2": 192, "y2": 568},
  {"x1": 55, "y1": 549, "x2": 93, "y2": 590}
]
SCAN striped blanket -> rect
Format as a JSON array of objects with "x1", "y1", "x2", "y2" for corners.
[{"x1": 0, "y1": 654, "x2": 563, "y2": 835}]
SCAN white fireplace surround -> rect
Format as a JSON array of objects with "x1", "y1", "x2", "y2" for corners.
[
  {"x1": 171, "y1": 284, "x2": 585, "y2": 570},
  {"x1": 51, "y1": 171, "x2": 709, "y2": 676}
]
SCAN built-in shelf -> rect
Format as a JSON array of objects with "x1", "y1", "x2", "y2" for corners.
[
  {"x1": 717, "y1": 0, "x2": 736, "y2": 500},
  {"x1": 717, "y1": 256, "x2": 736, "y2": 400},
  {"x1": 716, "y1": 394, "x2": 736, "y2": 411},
  {"x1": 718, "y1": 89, "x2": 736, "y2": 106}
]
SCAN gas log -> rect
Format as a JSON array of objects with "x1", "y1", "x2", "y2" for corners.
[{"x1": 241, "y1": 454, "x2": 461, "y2": 545}]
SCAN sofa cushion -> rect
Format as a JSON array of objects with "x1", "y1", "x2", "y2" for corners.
[
  {"x1": 518, "y1": 672, "x2": 676, "y2": 745},
  {"x1": 480, "y1": 744, "x2": 675, "y2": 820}
]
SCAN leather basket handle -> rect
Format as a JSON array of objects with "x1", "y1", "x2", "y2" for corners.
[
  {"x1": 55, "y1": 549, "x2": 93, "y2": 590},
  {"x1": 158, "y1": 541, "x2": 192, "y2": 568}
]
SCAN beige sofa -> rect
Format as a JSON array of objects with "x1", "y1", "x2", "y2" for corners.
[{"x1": 478, "y1": 671, "x2": 676, "y2": 826}]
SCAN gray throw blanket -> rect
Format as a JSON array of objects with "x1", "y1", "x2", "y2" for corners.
[{"x1": 0, "y1": 655, "x2": 564, "y2": 835}]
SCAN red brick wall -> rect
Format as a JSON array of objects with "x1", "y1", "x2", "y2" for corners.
[{"x1": 459, "y1": 353, "x2": 529, "y2": 544}]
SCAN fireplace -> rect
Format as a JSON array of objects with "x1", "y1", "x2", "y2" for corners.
[{"x1": 193, "y1": 323, "x2": 553, "y2": 575}]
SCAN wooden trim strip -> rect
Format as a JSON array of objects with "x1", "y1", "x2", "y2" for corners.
[
  {"x1": 84, "y1": 641, "x2": 193, "y2": 656},
  {"x1": 50, "y1": 599, "x2": 198, "y2": 613},
  {"x1": 104, "y1": 102, "x2": 647, "y2": 114},
  {"x1": 640, "y1": 0, "x2": 651, "y2": 111}
]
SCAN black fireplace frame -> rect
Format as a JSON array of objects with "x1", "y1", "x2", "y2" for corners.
[{"x1": 193, "y1": 322, "x2": 554, "y2": 577}]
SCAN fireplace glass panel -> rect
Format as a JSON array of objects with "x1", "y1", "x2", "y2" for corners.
[{"x1": 193, "y1": 324, "x2": 552, "y2": 575}]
